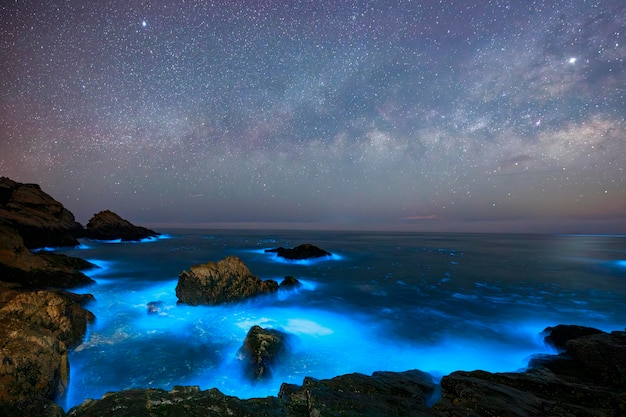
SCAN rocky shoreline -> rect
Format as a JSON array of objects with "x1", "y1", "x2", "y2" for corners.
[{"x1": 1, "y1": 176, "x2": 625, "y2": 416}]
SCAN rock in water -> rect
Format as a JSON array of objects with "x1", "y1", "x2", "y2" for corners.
[
  {"x1": 0, "y1": 177, "x2": 84, "y2": 248},
  {"x1": 265, "y1": 244, "x2": 331, "y2": 260},
  {"x1": 85, "y1": 210, "x2": 159, "y2": 241},
  {"x1": 238, "y1": 325, "x2": 289, "y2": 381},
  {"x1": 279, "y1": 275, "x2": 301, "y2": 289},
  {"x1": 176, "y1": 256, "x2": 280, "y2": 305},
  {"x1": 146, "y1": 301, "x2": 164, "y2": 315}
]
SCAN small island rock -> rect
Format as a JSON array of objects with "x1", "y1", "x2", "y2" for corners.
[
  {"x1": 265, "y1": 243, "x2": 331, "y2": 260},
  {"x1": 84, "y1": 210, "x2": 159, "y2": 241}
]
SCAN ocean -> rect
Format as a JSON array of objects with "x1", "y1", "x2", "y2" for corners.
[{"x1": 53, "y1": 230, "x2": 626, "y2": 410}]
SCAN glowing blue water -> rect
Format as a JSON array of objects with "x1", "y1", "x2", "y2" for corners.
[{"x1": 55, "y1": 231, "x2": 626, "y2": 410}]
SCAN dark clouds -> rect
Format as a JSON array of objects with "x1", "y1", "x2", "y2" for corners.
[{"x1": 1, "y1": 0, "x2": 625, "y2": 232}]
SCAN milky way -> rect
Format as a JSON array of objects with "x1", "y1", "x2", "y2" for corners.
[{"x1": 1, "y1": 1, "x2": 625, "y2": 232}]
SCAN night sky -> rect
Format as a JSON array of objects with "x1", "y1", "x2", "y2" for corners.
[{"x1": 1, "y1": 1, "x2": 625, "y2": 233}]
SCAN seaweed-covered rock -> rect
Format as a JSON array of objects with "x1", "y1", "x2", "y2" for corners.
[
  {"x1": 84, "y1": 210, "x2": 159, "y2": 241},
  {"x1": 175, "y1": 256, "x2": 296, "y2": 305},
  {"x1": 265, "y1": 243, "x2": 331, "y2": 260},
  {"x1": 0, "y1": 177, "x2": 83, "y2": 248},
  {"x1": 238, "y1": 325, "x2": 289, "y2": 380}
]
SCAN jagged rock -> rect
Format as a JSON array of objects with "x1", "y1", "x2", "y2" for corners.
[
  {"x1": 65, "y1": 370, "x2": 435, "y2": 417},
  {"x1": 0, "y1": 225, "x2": 95, "y2": 288},
  {"x1": 84, "y1": 210, "x2": 159, "y2": 241},
  {"x1": 0, "y1": 284, "x2": 95, "y2": 405},
  {"x1": 238, "y1": 325, "x2": 289, "y2": 380},
  {"x1": 0, "y1": 177, "x2": 84, "y2": 248},
  {"x1": 278, "y1": 370, "x2": 436, "y2": 417},
  {"x1": 176, "y1": 256, "x2": 297, "y2": 305},
  {"x1": 67, "y1": 385, "x2": 289, "y2": 417},
  {"x1": 265, "y1": 243, "x2": 332, "y2": 260}
]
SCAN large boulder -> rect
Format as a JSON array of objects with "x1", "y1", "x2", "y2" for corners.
[
  {"x1": 0, "y1": 284, "x2": 95, "y2": 405},
  {"x1": 84, "y1": 210, "x2": 159, "y2": 241},
  {"x1": 265, "y1": 244, "x2": 332, "y2": 260},
  {"x1": 0, "y1": 225, "x2": 95, "y2": 288},
  {"x1": 175, "y1": 256, "x2": 299, "y2": 305},
  {"x1": 0, "y1": 177, "x2": 83, "y2": 248},
  {"x1": 237, "y1": 325, "x2": 289, "y2": 381}
]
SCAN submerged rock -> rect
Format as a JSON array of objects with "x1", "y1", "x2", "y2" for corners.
[
  {"x1": 146, "y1": 301, "x2": 164, "y2": 315},
  {"x1": 265, "y1": 243, "x2": 331, "y2": 260},
  {"x1": 84, "y1": 210, "x2": 159, "y2": 241},
  {"x1": 0, "y1": 177, "x2": 84, "y2": 248},
  {"x1": 175, "y1": 256, "x2": 300, "y2": 305},
  {"x1": 238, "y1": 325, "x2": 289, "y2": 381}
]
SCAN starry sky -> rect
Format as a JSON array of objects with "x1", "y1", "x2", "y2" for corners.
[{"x1": 1, "y1": 1, "x2": 625, "y2": 233}]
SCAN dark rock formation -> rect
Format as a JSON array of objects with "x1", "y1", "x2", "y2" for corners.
[
  {"x1": 543, "y1": 323, "x2": 605, "y2": 351},
  {"x1": 66, "y1": 385, "x2": 290, "y2": 417},
  {"x1": 278, "y1": 370, "x2": 436, "y2": 417},
  {"x1": 0, "y1": 177, "x2": 83, "y2": 248},
  {"x1": 265, "y1": 243, "x2": 332, "y2": 260},
  {"x1": 0, "y1": 225, "x2": 95, "y2": 288},
  {"x1": 238, "y1": 325, "x2": 289, "y2": 381},
  {"x1": 433, "y1": 326, "x2": 626, "y2": 417},
  {"x1": 65, "y1": 370, "x2": 436, "y2": 417},
  {"x1": 0, "y1": 283, "x2": 94, "y2": 405},
  {"x1": 279, "y1": 275, "x2": 302, "y2": 289},
  {"x1": 175, "y1": 256, "x2": 299, "y2": 305},
  {"x1": 84, "y1": 210, "x2": 159, "y2": 241},
  {"x1": 0, "y1": 394, "x2": 66, "y2": 417}
]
